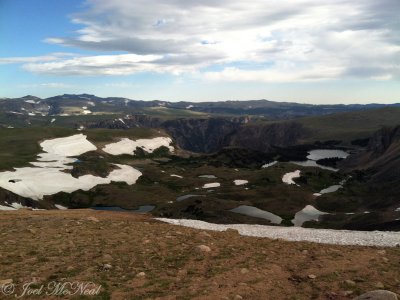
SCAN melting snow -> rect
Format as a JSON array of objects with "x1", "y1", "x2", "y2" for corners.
[
  {"x1": 156, "y1": 218, "x2": 400, "y2": 247},
  {"x1": 262, "y1": 161, "x2": 277, "y2": 168},
  {"x1": 0, "y1": 134, "x2": 142, "y2": 200},
  {"x1": 55, "y1": 204, "x2": 67, "y2": 210},
  {"x1": 170, "y1": 174, "x2": 183, "y2": 178},
  {"x1": 11, "y1": 203, "x2": 36, "y2": 209},
  {"x1": 282, "y1": 170, "x2": 301, "y2": 185},
  {"x1": 233, "y1": 179, "x2": 248, "y2": 186},
  {"x1": 40, "y1": 134, "x2": 96, "y2": 157},
  {"x1": 0, "y1": 205, "x2": 16, "y2": 210},
  {"x1": 103, "y1": 137, "x2": 174, "y2": 156},
  {"x1": 203, "y1": 182, "x2": 220, "y2": 189}
]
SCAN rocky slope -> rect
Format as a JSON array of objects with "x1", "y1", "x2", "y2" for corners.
[
  {"x1": 343, "y1": 126, "x2": 400, "y2": 183},
  {"x1": 312, "y1": 126, "x2": 400, "y2": 230},
  {"x1": 84, "y1": 116, "x2": 305, "y2": 153},
  {"x1": 230, "y1": 121, "x2": 305, "y2": 152},
  {"x1": 0, "y1": 209, "x2": 398, "y2": 299}
]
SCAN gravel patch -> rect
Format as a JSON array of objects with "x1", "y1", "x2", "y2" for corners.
[{"x1": 156, "y1": 218, "x2": 400, "y2": 247}]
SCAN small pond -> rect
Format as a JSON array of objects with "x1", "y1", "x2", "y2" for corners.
[
  {"x1": 291, "y1": 149, "x2": 349, "y2": 171},
  {"x1": 291, "y1": 205, "x2": 328, "y2": 226},
  {"x1": 230, "y1": 205, "x2": 282, "y2": 224},
  {"x1": 176, "y1": 194, "x2": 205, "y2": 202}
]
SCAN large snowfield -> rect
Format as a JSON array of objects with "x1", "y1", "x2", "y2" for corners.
[
  {"x1": 0, "y1": 134, "x2": 142, "y2": 200},
  {"x1": 102, "y1": 137, "x2": 174, "y2": 155}
]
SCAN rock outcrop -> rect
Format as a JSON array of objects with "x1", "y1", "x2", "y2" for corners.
[{"x1": 84, "y1": 116, "x2": 305, "y2": 154}]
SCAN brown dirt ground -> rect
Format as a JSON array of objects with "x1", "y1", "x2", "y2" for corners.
[{"x1": 0, "y1": 209, "x2": 399, "y2": 300}]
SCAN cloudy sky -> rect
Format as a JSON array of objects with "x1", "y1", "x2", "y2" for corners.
[{"x1": 0, "y1": 0, "x2": 399, "y2": 103}]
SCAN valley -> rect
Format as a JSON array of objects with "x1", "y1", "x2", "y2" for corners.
[{"x1": 0, "y1": 94, "x2": 399, "y2": 232}]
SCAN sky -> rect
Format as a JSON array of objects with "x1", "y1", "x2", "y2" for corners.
[{"x1": 0, "y1": 0, "x2": 399, "y2": 103}]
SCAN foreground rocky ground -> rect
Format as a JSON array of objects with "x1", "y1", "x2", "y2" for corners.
[{"x1": 0, "y1": 210, "x2": 399, "y2": 299}]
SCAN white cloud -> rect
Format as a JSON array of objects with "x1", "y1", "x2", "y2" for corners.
[
  {"x1": 21, "y1": 53, "x2": 204, "y2": 76},
  {"x1": 203, "y1": 66, "x2": 345, "y2": 83},
  {"x1": 3, "y1": 0, "x2": 400, "y2": 81},
  {"x1": 0, "y1": 53, "x2": 75, "y2": 64}
]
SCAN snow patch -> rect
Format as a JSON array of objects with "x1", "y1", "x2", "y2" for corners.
[
  {"x1": 0, "y1": 205, "x2": 16, "y2": 210},
  {"x1": 170, "y1": 174, "x2": 183, "y2": 178},
  {"x1": 40, "y1": 134, "x2": 96, "y2": 157},
  {"x1": 0, "y1": 135, "x2": 142, "y2": 200},
  {"x1": 156, "y1": 218, "x2": 400, "y2": 247},
  {"x1": 233, "y1": 179, "x2": 248, "y2": 186},
  {"x1": 103, "y1": 137, "x2": 174, "y2": 156},
  {"x1": 55, "y1": 204, "x2": 68, "y2": 210},
  {"x1": 282, "y1": 170, "x2": 301, "y2": 185},
  {"x1": 262, "y1": 161, "x2": 277, "y2": 168},
  {"x1": 203, "y1": 182, "x2": 220, "y2": 189}
]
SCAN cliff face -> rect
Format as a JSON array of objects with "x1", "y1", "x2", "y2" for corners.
[
  {"x1": 84, "y1": 116, "x2": 305, "y2": 154},
  {"x1": 343, "y1": 126, "x2": 400, "y2": 183},
  {"x1": 230, "y1": 122, "x2": 304, "y2": 152},
  {"x1": 162, "y1": 118, "x2": 242, "y2": 153}
]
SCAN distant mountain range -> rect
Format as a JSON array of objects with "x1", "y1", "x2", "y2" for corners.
[{"x1": 1, "y1": 94, "x2": 400, "y2": 120}]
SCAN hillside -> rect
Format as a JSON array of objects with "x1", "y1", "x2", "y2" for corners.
[
  {"x1": 0, "y1": 209, "x2": 398, "y2": 299},
  {"x1": 297, "y1": 107, "x2": 400, "y2": 144},
  {"x1": 77, "y1": 107, "x2": 400, "y2": 153}
]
